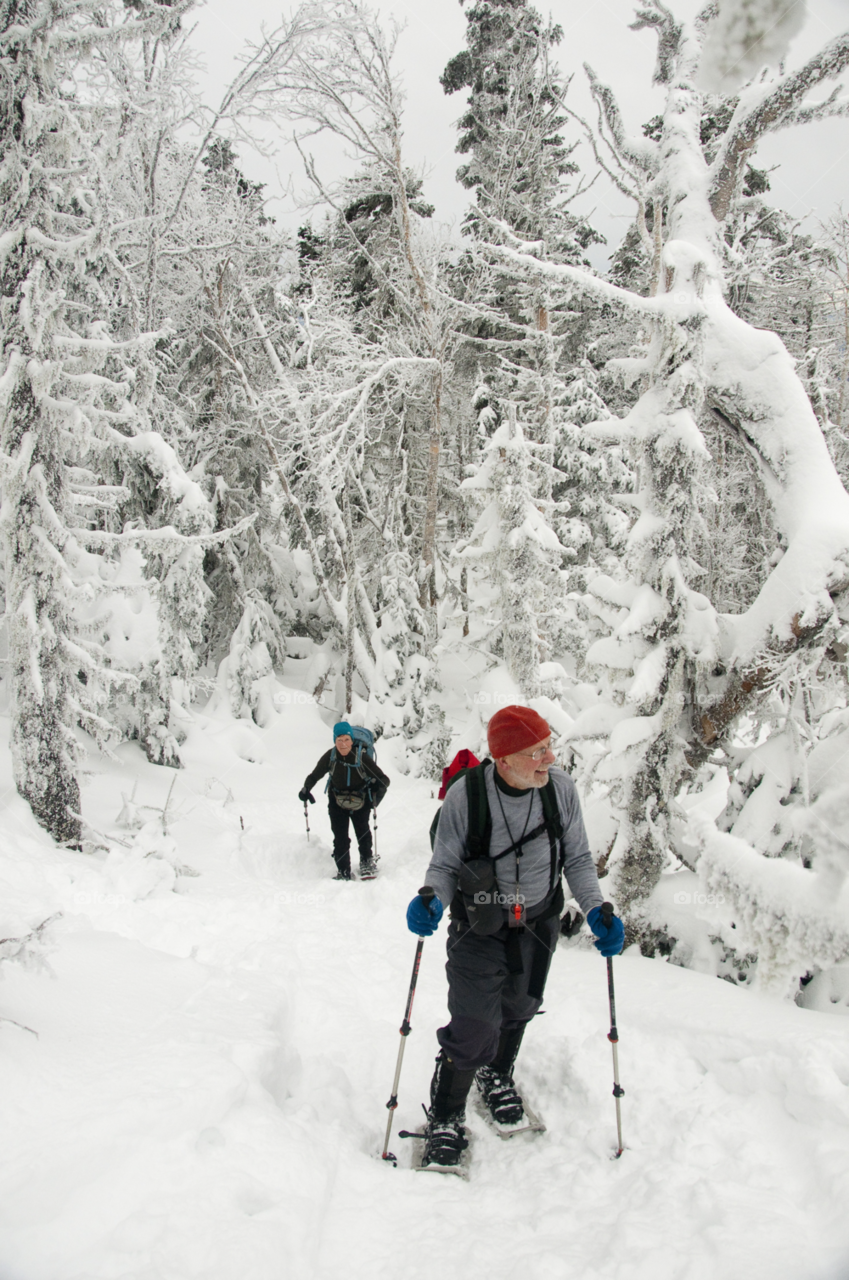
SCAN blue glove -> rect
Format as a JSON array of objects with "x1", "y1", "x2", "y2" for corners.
[
  {"x1": 587, "y1": 904, "x2": 625, "y2": 957},
  {"x1": 407, "y1": 894, "x2": 443, "y2": 937}
]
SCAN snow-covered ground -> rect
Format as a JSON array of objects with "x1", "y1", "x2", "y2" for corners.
[{"x1": 0, "y1": 679, "x2": 848, "y2": 1280}]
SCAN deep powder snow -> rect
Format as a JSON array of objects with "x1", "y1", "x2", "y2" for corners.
[{"x1": 0, "y1": 680, "x2": 847, "y2": 1280}]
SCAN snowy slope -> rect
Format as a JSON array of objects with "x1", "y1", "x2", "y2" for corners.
[{"x1": 0, "y1": 684, "x2": 848, "y2": 1280}]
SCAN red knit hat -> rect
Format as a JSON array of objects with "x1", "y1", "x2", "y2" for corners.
[{"x1": 487, "y1": 705, "x2": 551, "y2": 759}]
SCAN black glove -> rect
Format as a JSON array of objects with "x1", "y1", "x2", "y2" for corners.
[
  {"x1": 560, "y1": 909, "x2": 584, "y2": 938},
  {"x1": 299, "y1": 789, "x2": 315, "y2": 804},
  {"x1": 372, "y1": 785, "x2": 387, "y2": 808}
]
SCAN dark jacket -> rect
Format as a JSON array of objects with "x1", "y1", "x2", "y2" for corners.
[{"x1": 304, "y1": 748, "x2": 390, "y2": 805}]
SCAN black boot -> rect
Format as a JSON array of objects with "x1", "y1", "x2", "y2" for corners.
[
  {"x1": 492, "y1": 1024, "x2": 527, "y2": 1076},
  {"x1": 476, "y1": 1025, "x2": 527, "y2": 1126},
  {"x1": 333, "y1": 852, "x2": 351, "y2": 880},
  {"x1": 422, "y1": 1052, "x2": 474, "y2": 1168}
]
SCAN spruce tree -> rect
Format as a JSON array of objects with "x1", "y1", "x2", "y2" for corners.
[{"x1": 441, "y1": 0, "x2": 607, "y2": 692}]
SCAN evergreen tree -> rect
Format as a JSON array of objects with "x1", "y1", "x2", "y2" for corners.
[
  {"x1": 0, "y1": 0, "x2": 192, "y2": 842},
  {"x1": 441, "y1": 0, "x2": 609, "y2": 692},
  {"x1": 458, "y1": 397, "x2": 564, "y2": 697}
]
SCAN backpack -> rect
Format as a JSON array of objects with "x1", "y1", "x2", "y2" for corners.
[
  {"x1": 428, "y1": 749, "x2": 482, "y2": 847},
  {"x1": 430, "y1": 755, "x2": 565, "y2": 935},
  {"x1": 326, "y1": 726, "x2": 379, "y2": 811}
]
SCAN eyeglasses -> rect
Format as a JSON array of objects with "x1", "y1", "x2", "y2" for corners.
[{"x1": 517, "y1": 741, "x2": 553, "y2": 762}]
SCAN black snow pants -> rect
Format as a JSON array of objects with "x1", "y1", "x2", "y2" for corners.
[
  {"x1": 436, "y1": 913, "x2": 560, "y2": 1072},
  {"x1": 327, "y1": 793, "x2": 373, "y2": 876}
]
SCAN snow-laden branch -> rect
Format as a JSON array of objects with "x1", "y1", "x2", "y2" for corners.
[
  {"x1": 485, "y1": 242, "x2": 660, "y2": 314},
  {"x1": 24, "y1": 227, "x2": 97, "y2": 259},
  {"x1": 783, "y1": 94, "x2": 849, "y2": 128},
  {"x1": 629, "y1": 0, "x2": 683, "y2": 85},
  {"x1": 160, "y1": 4, "x2": 328, "y2": 237},
  {"x1": 562, "y1": 96, "x2": 643, "y2": 206},
  {"x1": 584, "y1": 65, "x2": 659, "y2": 173},
  {"x1": 709, "y1": 30, "x2": 849, "y2": 221},
  {"x1": 80, "y1": 512, "x2": 257, "y2": 549},
  {"x1": 0, "y1": 1, "x2": 192, "y2": 56},
  {"x1": 293, "y1": 141, "x2": 423, "y2": 335},
  {"x1": 53, "y1": 327, "x2": 169, "y2": 353},
  {"x1": 704, "y1": 298, "x2": 849, "y2": 667},
  {"x1": 314, "y1": 356, "x2": 438, "y2": 455}
]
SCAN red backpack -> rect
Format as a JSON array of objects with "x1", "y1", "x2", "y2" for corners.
[
  {"x1": 437, "y1": 749, "x2": 482, "y2": 800},
  {"x1": 430, "y1": 750, "x2": 483, "y2": 847}
]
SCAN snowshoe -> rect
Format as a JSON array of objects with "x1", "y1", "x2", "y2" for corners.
[
  {"x1": 359, "y1": 858, "x2": 379, "y2": 880},
  {"x1": 476, "y1": 1090, "x2": 546, "y2": 1139},
  {"x1": 400, "y1": 1109, "x2": 472, "y2": 1179},
  {"x1": 475, "y1": 1066, "x2": 546, "y2": 1138},
  {"x1": 476, "y1": 1065, "x2": 524, "y2": 1125}
]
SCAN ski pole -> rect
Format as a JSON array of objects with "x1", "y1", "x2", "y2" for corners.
[
  {"x1": 372, "y1": 806, "x2": 378, "y2": 860},
  {"x1": 601, "y1": 901, "x2": 625, "y2": 1157},
  {"x1": 381, "y1": 885, "x2": 435, "y2": 1164},
  {"x1": 304, "y1": 801, "x2": 310, "y2": 841}
]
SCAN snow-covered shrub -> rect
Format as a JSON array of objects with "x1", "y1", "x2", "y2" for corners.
[
  {"x1": 223, "y1": 596, "x2": 284, "y2": 727},
  {"x1": 696, "y1": 787, "x2": 849, "y2": 995}
]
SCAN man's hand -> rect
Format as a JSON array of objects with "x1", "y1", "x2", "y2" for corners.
[
  {"x1": 299, "y1": 789, "x2": 315, "y2": 804},
  {"x1": 407, "y1": 894, "x2": 443, "y2": 937},
  {"x1": 587, "y1": 904, "x2": 625, "y2": 957}
]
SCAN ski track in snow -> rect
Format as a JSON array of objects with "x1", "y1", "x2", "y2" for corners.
[{"x1": 0, "y1": 688, "x2": 847, "y2": 1280}]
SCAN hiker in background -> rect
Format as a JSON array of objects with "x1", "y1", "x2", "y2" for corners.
[
  {"x1": 299, "y1": 722, "x2": 389, "y2": 881},
  {"x1": 406, "y1": 704, "x2": 624, "y2": 1168}
]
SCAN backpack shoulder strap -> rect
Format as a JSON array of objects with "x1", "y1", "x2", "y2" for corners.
[
  {"x1": 539, "y1": 776, "x2": 566, "y2": 891},
  {"x1": 324, "y1": 746, "x2": 337, "y2": 794},
  {"x1": 465, "y1": 760, "x2": 492, "y2": 860},
  {"x1": 539, "y1": 778, "x2": 563, "y2": 838}
]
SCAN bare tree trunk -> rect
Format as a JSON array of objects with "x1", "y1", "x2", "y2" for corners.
[
  {"x1": 420, "y1": 364, "x2": 443, "y2": 618},
  {"x1": 344, "y1": 493, "x2": 355, "y2": 714}
]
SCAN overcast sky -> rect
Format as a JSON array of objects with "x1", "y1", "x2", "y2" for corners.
[{"x1": 190, "y1": 0, "x2": 849, "y2": 267}]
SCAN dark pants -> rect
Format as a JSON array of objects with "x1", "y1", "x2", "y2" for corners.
[
  {"x1": 328, "y1": 794, "x2": 373, "y2": 875},
  {"x1": 436, "y1": 914, "x2": 559, "y2": 1072}
]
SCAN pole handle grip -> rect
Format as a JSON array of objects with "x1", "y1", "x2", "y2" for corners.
[
  {"x1": 418, "y1": 885, "x2": 435, "y2": 905},
  {"x1": 600, "y1": 901, "x2": 614, "y2": 927}
]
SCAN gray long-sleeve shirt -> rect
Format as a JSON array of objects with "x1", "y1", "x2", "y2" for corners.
[{"x1": 425, "y1": 764, "x2": 604, "y2": 917}]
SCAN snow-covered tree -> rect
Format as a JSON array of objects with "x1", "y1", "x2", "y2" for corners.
[
  {"x1": 492, "y1": 2, "x2": 849, "y2": 977},
  {"x1": 105, "y1": 10, "x2": 328, "y2": 683},
  {"x1": 554, "y1": 356, "x2": 632, "y2": 656},
  {"x1": 283, "y1": 1, "x2": 457, "y2": 626},
  {"x1": 0, "y1": 0, "x2": 199, "y2": 842},
  {"x1": 441, "y1": 0, "x2": 610, "y2": 689},
  {"x1": 458, "y1": 401, "x2": 565, "y2": 698},
  {"x1": 816, "y1": 206, "x2": 849, "y2": 474}
]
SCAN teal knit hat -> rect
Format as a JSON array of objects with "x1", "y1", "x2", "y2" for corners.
[{"x1": 333, "y1": 721, "x2": 353, "y2": 739}]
